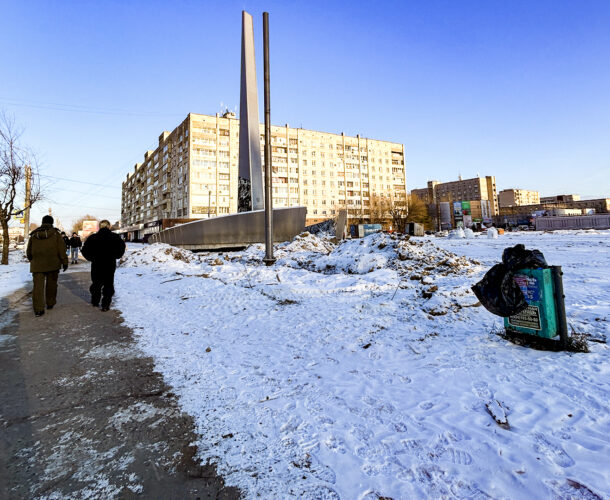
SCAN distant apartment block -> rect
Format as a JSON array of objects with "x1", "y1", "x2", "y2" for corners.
[
  {"x1": 540, "y1": 194, "x2": 580, "y2": 203},
  {"x1": 411, "y1": 181, "x2": 439, "y2": 205},
  {"x1": 499, "y1": 197, "x2": 610, "y2": 216},
  {"x1": 121, "y1": 112, "x2": 406, "y2": 236},
  {"x1": 498, "y1": 188, "x2": 540, "y2": 208},
  {"x1": 412, "y1": 176, "x2": 499, "y2": 215}
]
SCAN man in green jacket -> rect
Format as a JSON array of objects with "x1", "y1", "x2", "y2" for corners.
[{"x1": 26, "y1": 215, "x2": 68, "y2": 316}]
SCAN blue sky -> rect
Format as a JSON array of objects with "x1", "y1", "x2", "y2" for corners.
[{"x1": 2, "y1": 0, "x2": 609, "y2": 227}]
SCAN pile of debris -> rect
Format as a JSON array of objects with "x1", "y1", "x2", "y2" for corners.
[{"x1": 119, "y1": 243, "x2": 200, "y2": 269}]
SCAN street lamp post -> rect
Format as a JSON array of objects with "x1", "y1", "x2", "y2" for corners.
[{"x1": 262, "y1": 11, "x2": 275, "y2": 266}]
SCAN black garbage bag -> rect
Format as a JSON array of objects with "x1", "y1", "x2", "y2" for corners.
[
  {"x1": 501, "y1": 244, "x2": 547, "y2": 270},
  {"x1": 472, "y1": 244, "x2": 548, "y2": 317}
]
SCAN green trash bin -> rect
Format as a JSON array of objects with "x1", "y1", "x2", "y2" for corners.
[{"x1": 504, "y1": 267, "x2": 565, "y2": 340}]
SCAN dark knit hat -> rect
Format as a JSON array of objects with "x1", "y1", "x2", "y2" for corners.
[{"x1": 42, "y1": 215, "x2": 54, "y2": 225}]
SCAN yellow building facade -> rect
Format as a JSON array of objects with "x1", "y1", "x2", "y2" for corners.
[
  {"x1": 498, "y1": 188, "x2": 540, "y2": 208},
  {"x1": 121, "y1": 112, "x2": 406, "y2": 229}
]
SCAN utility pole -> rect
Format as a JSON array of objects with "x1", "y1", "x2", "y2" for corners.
[
  {"x1": 262, "y1": 11, "x2": 275, "y2": 266},
  {"x1": 23, "y1": 165, "x2": 31, "y2": 237}
]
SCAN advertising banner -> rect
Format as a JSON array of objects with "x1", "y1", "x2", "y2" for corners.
[
  {"x1": 481, "y1": 200, "x2": 491, "y2": 219},
  {"x1": 82, "y1": 220, "x2": 99, "y2": 233}
]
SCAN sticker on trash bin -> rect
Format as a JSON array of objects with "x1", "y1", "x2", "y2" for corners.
[
  {"x1": 513, "y1": 275, "x2": 540, "y2": 302},
  {"x1": 508, "y1": 305, "x2": 541, "y2": 330}
]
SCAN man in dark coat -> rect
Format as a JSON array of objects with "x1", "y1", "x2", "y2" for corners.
[
  {"x1": 68, "y1": 232, "x2": 82, "y2": 264},
  {"x1": 81, "y1": 220, "x2": 126, "y2": 311},
  {"x1": 26, "y1": 215, "x2": 68, "y2": 316},
  {"x1": 61, "y1": 232, "x2": 70, "y2": 256}
]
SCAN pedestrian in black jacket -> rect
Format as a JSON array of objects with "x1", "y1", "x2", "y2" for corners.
[
  {"x1": 68, "y1": 232, "x2": 82, "y2": 264},
  {"x1": 61, "y1": 232, "x2": 70, "y2": 257},
  {"x1": 81, "y1": 220, "x2": 126, "y2": 311}
]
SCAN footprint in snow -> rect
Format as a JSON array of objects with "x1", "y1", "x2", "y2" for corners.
[
  {"x1": 315, "y1": 414, "x2": 335, "y2": 426},
  {"x1": 472, "y1": 381, "x2": 493, "y2": 400},
  {"x1": 349, "y1": 424, "x2": 373, "y2": 443},
  {"x1": 533, "y1": 432, "x2": 575, "y2": 468},
  {"x1": 280, "y1": 415, "x2": 302, "y2": 434},
  {"x1": 412, "y1": 464, "x2": 449, "y2": 490},
  {"x1": 219, "y1": 386, "x2": 237, "y2": 400},
  {"x1": 443, "y1": 448, "x2": 473, "y2": 466},
  {"x1": 361, "y1": 462, "x2": 383, "y2": 477},
  {"x1": 549, "y1": 478, "x2": 604, "y2": 500},
  {"x1": 400, "y1": 438, "x2": 426, "y2": 459},
  {"x1": 362, "y1": 395, "x2": 377, "y2": 406},
  {"x1": 356, "y1": 441, "x2": 395, "y2": 460},
  {"x1": 419, "y1": 401, "x2": 434, "y2": 411},
  {"x1": 396, "y1": 466, "x2": 415, "y2": 482},
  {"x1": 294, "y1": 454, "x2": 336, "y2": 484},
  {"x1": 392, "y1": 421, "x2": 408, "y2": 432},
  {"x1": 324, "y1": 435, "x2": 347, "y2": 454},
  {"x1": 304, "y1": 399, "x2": 324, "y2": 415},
  {"x1": 450, "y1": 480, "x2": 493, "y2": 499}
]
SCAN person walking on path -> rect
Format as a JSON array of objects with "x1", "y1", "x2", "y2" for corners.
[
  {"x1": 81, "y1": 220, "x2": 126, "y2": 312},
  {"x1": 69, "y1": 232, "x2": 82, "y2": 264},
  {"x1": 61, "y1": 231, "x2": 70, "y2": 256},
  {"x1": 26, "y1": 215, "x2": 69, "y2": 317}
]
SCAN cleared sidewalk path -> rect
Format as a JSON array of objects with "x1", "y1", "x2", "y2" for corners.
[{"x1": 0, "y1": 270, "x2": 239, "y2": 499}]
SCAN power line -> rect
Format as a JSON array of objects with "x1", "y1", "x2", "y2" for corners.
[
  {"x1": 45, "y1": 187, "x2": 121, "y2": 200},
  {"x1": 45, "y1": 199, "x2": 120, "y2": 212},
  {"x1": 39, "y1": 174, "x2": 120, "y2": 189},
  {"x1": 66, "y1": 145, "x2": 158, "y2": 208},
  {"x1": 0, "y1": 97, "x2": 185, "y2": 117}
]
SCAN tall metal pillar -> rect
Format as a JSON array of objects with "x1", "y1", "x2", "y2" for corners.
[{"x1": 263, "y1": 11, "x2": 275, "y2": 265}]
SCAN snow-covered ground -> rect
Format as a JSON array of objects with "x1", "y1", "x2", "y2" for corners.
[
  {"x1": 112, "y1": 230, "x2": 610, "y2": 499},
  {"x1": 0, "y1": 247, "x2": 31, "y2": 300}
]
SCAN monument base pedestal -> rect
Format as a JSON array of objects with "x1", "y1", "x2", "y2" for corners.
[{"x1": 149, "y1": 206, "x2": 306, "y2": 251}]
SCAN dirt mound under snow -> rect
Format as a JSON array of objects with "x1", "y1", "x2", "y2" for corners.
[
  {"x1": 119, "y1": 233, "x2": 477, "y2": 283},
  {"x1": 120, "y1": 244, "x2": 200, "y2": 268},
  {"x1": 269, "y1": 232, "x2": 477, "y2": 277}
]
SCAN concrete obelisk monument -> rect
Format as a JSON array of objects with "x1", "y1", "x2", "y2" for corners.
[
  {"x1": 149, "y1": 11, "x2": 306, "y2": 250},
  {"x1": 238, "y1": 11, "x2": 264, "y2": 212}
]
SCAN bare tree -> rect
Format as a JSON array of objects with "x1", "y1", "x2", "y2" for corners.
[
  {"x1": 0, "y1": 113, "x2": 42, "y2": 265},
  {"x1": 368, "y1": 193, "x2": 392, "y2": 224},
  {"x1": 389, "y1": 195, "x2": 407, "y2": 233},
  {"x1": 406, "y1": 194, "x2": 431, "y2": 229},
  {"x1": 366, "y1": 193, "x2": 409, "y2": 232}
]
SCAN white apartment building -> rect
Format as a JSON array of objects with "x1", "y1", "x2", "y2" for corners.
[{"x1": 121, "y1": 112, "x2": 406, "y2": 232}]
